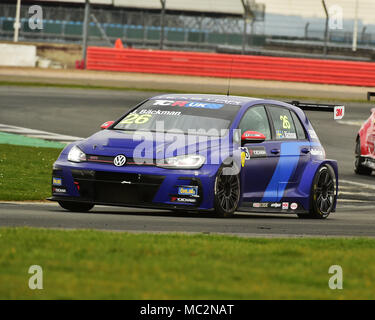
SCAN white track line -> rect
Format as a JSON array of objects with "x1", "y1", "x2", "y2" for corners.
[
  {"x1": 337, "y1": 120, "x2": 364, "y2": 127},
  {"x1": 339, "y1": 191, "x2": 375, "y2": 197},
  {"x1": 340, "y1": 179, "x2": 375, "y2": 190},
  {"x1": 0, "y1": 123, "x2": 83, "y2": 143},
  {"x1": 338, "y1": 199, "x2": 369, "y2": 203}
]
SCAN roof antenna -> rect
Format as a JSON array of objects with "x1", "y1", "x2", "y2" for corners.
[{"x1": 226, "y1": 58, "x2": 234, "y2": 96}]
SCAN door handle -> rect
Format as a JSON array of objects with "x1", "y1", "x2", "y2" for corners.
[
  {"x1": 271, "y1": 149, "x2": 280, "y2": 155},
  {"x1": 301, "y1": 148, "x2": 310, "y2": 154}
]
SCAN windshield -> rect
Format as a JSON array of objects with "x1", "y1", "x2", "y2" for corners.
[{"x1": 113, "y1": 99, "x2": 241, "y2": 137}]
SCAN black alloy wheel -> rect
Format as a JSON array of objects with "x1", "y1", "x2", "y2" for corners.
[
  {"x1": 298, "y1": 165, "x2": 336, "y2": 219},
  {"x1": 214, "y1": 166, "x2": 240, "y2": 217}
]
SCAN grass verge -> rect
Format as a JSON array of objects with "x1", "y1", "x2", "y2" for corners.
[
  {"x1": 0, "y1": 227, "x2": 375, "y2": 299},
  {"x1": 0, "y1": 144, "x2": 62, "y2": 200}
]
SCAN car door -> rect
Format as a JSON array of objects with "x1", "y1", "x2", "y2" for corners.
[
  {"x1": 261, "y1": 105, "x2": 311, "y2": 203},
  {"x1": 238, "y1": 105, "x2": 281, "y2": 203}
]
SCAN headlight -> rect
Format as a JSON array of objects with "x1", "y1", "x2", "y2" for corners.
[
  {"x1": 157, "y1": 154, "x2": 205, "y2": 169},
  {"x1": 68, "y1": 145, "x2": 86, "y2": 163}
]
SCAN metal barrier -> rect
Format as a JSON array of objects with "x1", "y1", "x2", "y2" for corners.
[{"x1": 87, "y1": 47, "x2": 375, "y2": 87}]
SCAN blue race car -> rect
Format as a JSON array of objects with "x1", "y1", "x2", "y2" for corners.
[{"x1": 49, "y1": 94, "x2": 344, "y2": 219}]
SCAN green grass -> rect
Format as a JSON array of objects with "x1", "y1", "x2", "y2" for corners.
[
  {"x1": 0, "y1": 228, "x2": 375, "y2": 299},
  {"x1": 0, "y1": 81, "x2": 370, "y2": 104},
  {"x1": 0, "y1": 144, "x2": 62, "y2": 200}
]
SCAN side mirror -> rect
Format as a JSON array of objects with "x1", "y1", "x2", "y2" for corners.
[
  {"x1": 241, "y1": 131, "x2": 266, "y2": 145},
  {"x1": 100, "y1": 121, "x2": 114, "y2": 130}
]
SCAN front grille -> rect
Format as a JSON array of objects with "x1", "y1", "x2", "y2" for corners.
[
  {"x1": 72, "y1": 170, "x2": 165, "y2": 205},
  {"x1": 86, "y1": 155, "x2": 155, "y2": 166}
]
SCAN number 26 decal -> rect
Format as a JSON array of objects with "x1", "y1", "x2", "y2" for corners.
[
  {"x1": 280, "y1": 115, "x2": 291, "y2": 129},
  {"x1": 121, "y1": 114, "x2": 152, "y2": 124}
]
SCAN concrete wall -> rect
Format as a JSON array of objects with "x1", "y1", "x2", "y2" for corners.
[{"x1": 0, "y1": 44, "x2": 36, "y2": 67}]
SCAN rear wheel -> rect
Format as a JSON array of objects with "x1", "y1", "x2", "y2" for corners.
[
  {"x1": 214, "y1": 166, "x2": 240, "y2": 217},
  {"x1": 298, "y1": 165, "x2": 336, "y2": 219},
  {"x1": 354, "y1": 138, "x2": 372, "y2": 175},
  {"x1": 58, "y1": 201, "x2": 94, "y2": 212}
]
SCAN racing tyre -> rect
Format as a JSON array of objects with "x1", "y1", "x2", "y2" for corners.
[
  {"x1": 299, "y1": 165, "x2": 336, "y2": 219},
  {"x1": 214, "y1": 165, "x2": 240, "y2": 217},
  {"x1": 354, "y1": 139, "x2": 372, "y2": 175},
  {"x1": 58, "y1": 201, "x2": 94, "y2": 212}
]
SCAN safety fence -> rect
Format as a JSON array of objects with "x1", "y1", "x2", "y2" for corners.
[{"x1": 87, "y1": 47, "x2": 375, "y2": 87}]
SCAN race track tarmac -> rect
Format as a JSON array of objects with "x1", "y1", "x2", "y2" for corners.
[{"x1": 0, "y1": 202, "x2": 375, "y2": 237}]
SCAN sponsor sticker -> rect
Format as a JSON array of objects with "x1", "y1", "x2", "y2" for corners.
[
  {"x1": 270, "y1": 203, "x2": 282, "y2": 208},
  {"x1": 276, "y1": 130, "x2": 296, "y2": 139},
  {"x1": 178, "y1": 186, "x2": 198, "y2": 196},
  {"x1": 276, "y1": 130, "x2": 284, "y2": 139},
  {"x1": 290, "y1": 203, "x2": 298, "y2": 210},
  {"x1": 153, "y1": 100, "x2": 224, "y2": 109},
  {"x1": 334, "y1": 106, "x2": 345, "y2": 120},
  {"x1": 53, "y1": 187, "x2": 66, "y2": 194},
  {"x1": 171, "y1": 197, "x2": 197, "y2": 204},
  {"x1": 310, "y1": 148, "x2": 324, "y2": 156},
  {"x1": 248, "y1": 147, "x2": 267, "y2": 158},
  {"x1": 282, "y1": 202, "x2": 289, "y2": 210},
  {"x1": 243, "y1": 132, "x2": 263, "y2": 138},
  {"x1": 284, "y1": 132, "x2": 297, "y2": 139},
  {"x1": 158, "y1": 96, "x2": 242, "y2": 105},
  {"x1": 253, "y1": 203, "x2": 268, "y2": 208},
  {"x1": 52, "y1": 177, "x2": 62, "y2": 186}
]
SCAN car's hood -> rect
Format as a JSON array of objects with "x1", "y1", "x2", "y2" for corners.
[{"x1": 78, "y1": 129, "x2": 226, "y2": 159}]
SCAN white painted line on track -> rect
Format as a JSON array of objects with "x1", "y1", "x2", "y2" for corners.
[
  {"x1": 340, "y1": 179, "x2": 375, "y2": 190},
  {"x1": 337, "y1": 120, "x2": 364, "y2": 127},
  {"x1": 0, "y1": 201, "x2": 57, "y2": 206},
  {"x1": 338, "y1": 199, "x2": 372, "y2": 203},
  {"x1": 0, "y1": 123, "x2": 83, "y2": 143},
  {"x1": 339, "y1": 191, "x2": 375, "y2": 197},
  {"x1": 338, "y1": 186, "x2": 363, "y2": 190}
]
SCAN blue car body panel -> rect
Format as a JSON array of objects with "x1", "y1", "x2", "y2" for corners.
[{"x1": 50, "y1": 94, "x2": 339, "y2": 214}]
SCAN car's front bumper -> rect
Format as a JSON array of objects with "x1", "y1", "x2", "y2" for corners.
[
  {"x1": 49, "y1": 159, "x2": 219, "y2": 211},
  {"x1": 360, "y1": 155, "x2": 375, "y2": 170}
]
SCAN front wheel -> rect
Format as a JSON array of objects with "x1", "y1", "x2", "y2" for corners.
[
  {"x1": 58, "y1": 201, "x2": 94, "y2": 212},
  {"x1": 298, "y1": 165, "x2": 336, "y2": 219},
  {"x1": 214, "y1": 166, "x2": 240, "y2": 217}
]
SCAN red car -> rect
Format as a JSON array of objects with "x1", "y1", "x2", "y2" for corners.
[{"x1": 355, "y1": 108, "x2": 375, "y2": 175}]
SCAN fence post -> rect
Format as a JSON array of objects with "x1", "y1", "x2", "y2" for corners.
[
  {"x1": 160, "y1": 0, "x2": 166, "y2": 49},
  {"x1": 322, "y1": 0, "x2": 329, "y2": 56},
  {"x1": 352, "y1": 0, "x2": 359, "y2": 52},
  {"x1": 304, "y1": 22, "x2": 310, "y2": 40},
  {"x1": 361, "y1": 26, "x2": 367, "y2": 45},
  {"x1": 82, "y1": 0, "x2": 90, "y2": 69},
  {"x1": 13, "y1": 0, "x2": 21, "y2": 42}
]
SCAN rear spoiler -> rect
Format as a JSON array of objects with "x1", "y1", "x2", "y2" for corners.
[{"x1": 286, "y1": 101, "x2": 345, "y2": 120}]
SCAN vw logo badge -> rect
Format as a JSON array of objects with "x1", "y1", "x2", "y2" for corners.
[{"x1": 113, "y1": 155, "x2": 127, "y2": 167}]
